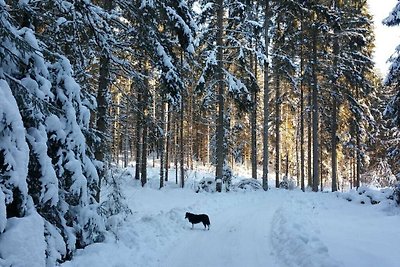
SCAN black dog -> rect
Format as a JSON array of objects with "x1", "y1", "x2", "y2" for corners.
[{"x1": 185, "y1": 212, "x2": 210, "y2": 230}]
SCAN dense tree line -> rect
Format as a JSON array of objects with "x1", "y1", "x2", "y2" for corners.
[
  {"x1": 382, "y1": 1, "x2": 400, "y2": 202},
  {"x1": 0, "y1": 0, "x2": 398, "y2": 264}
]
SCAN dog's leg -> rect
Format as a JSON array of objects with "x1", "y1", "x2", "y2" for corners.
[{"x1": 192, "y1": 224, "x2": 194, "y2": 229}]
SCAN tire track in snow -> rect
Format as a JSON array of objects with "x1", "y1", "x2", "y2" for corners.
[{"x1": 270, "y1": 195, "x2": 342, "y2": 267}]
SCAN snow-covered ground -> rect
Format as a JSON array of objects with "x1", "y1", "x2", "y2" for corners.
[{"x1": 58, "y1": 165, "x2": 400, "y2": 267}]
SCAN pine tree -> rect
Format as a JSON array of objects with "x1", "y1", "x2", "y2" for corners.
[
  {"x1": 1, "y1": 1, "x2": 109, "y2": 263},
  {"x1": 196, "y1": 0, "x2": 259, "y2": 191},
  {"x1": 383, "y1": 1, "x2": 400, "y2": 183}
]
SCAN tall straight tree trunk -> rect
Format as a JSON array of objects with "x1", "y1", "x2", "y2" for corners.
[
  {"x1": 320, "y1": 145, "x2": 323, "y2": 191},
  {"x1": 189, "y1": 92, "x2": 194, "y2": 170},
  {"x1": 123, "y1": 91, "x2": 129, "y2": 167},
  {"x1": 351, "y1": 156, "x2": 354, "y2": 189},
  {"x1": 295, "y1": 121, "x2": 300, "y2": 186},
  {"x1": 95, "y1": 53, "x2": 110, "y2": 202},
  {"x1": 262, "y1": 0, "x2": 270, "y2": 191},
  {"x1": 331, "y1": 96, "x2": 338, "y2": 191},
  {"x1": 159, "y1": 100, "x2": 165, "y2": 189},
  {"x1": 180, "y1": 97, "x2": 185, "y2": 188},
  {"x1": 141, "y1": 117, "x2": 148, "y2": 187},
  {"x1": 175, "y1": 116, "x2": 178, "y2": 184},
  {"x1": 311, "y1": 21, "x2": 319, "y2": 192},
  {"x1": 353, "y1": 149, "x2": 356, "y2": 187},
  {"x1": 134, "y1": 85, "x2": 142, "y2": 181},
  {"x1": 331, "y1": 0, "x2": 340, "y2": 192},
  {"x1": 307, "y1": 86, "x2": 312, "y2": 188},
  {"x1": 251, "y1": 45, "x2": 257, "y2": 180},
  {"x1": 141, "y1": 62, "x2": 149, "y2": 187},
  {"x1": 300, "y1": 15, "x2": 305, "y2": 192},
  {"x1": 215, "y1": 0, "x2": 225, "y2": 192},
  {"x1": 356, "y1": 133, "x2": 361, "y2": 188},
  {"x1": 355, "y1": 124, "x2": 361, "y2": 189},
  {"x1": 275, "y1": 72, "x2": 281, "y2": 188},
  {"x1": 94, "y1": 0, "x2": 113, "y2": 202},
  {"x1": 165, "y1": 103, "x2": 171, "y2": 182},
  {"x1": 355, "y1": 86, "x2": 361, "y2": 188},
  {"x1": 153, "y1": 95, "x2": 157, "y2": 163},
  {"x1": 207, "y1": 123, "x2": 211, "y2": 164},
  {"x1": 123, "y1": 109, "x2": 129, "y2": 168},
  {"x1": 180, "y1": 51, "x2": 185, "y2": 189}
]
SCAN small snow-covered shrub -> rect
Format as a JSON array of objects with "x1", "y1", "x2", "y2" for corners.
[
  {"x1": 233, "y1": 179, "x2": 262, "y2": 191},
  {"x1": 196, "y1": 177, "x2": 216, "y2": 193},
  {"x1": 222, "y1": 164, "x2": 232, "y2": 191},
  {"x1": 98, "y1": 168, "x2": 132, "y2": 237},
  {"x1": 357, "y1": 186, "x2": 395, "y2": 205},
  {"x1": 44, "y1": 221, "x2": 66, "y2": 265},
  {"x1": 279, "y1": 177, "x2": 296, "y2": 190},
  {"x1": 279, "y1": 181, "x2": 289, "y2": 189},
  {"x1": 339, "y1": 186, "x2": 395, "y2": 206}
]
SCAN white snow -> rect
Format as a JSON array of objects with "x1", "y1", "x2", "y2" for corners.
[
  {"x1": 0, "y1": 190, "x2": 6, "y2": 233},
  {"x1": 0, "y1": 211, "x2": 46, "y2": 267},
  {"x1": 0, "y1": 79, "x2": 29, "y2": 212},
  {"x1": 56, "y1": 165, "x2": 400, "y2": 267},
  {"x1": 140, "y1": 0, "x2": 154, "y2": 9}
]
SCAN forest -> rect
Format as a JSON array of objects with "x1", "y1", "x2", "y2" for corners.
[{"x1": 1, "y1": 0, "x2": 400, "y2": 265}]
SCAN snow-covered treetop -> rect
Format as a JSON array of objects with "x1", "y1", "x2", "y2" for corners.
[{"x1": 383, "y1": 2, "x2": 400, "y2": 26}]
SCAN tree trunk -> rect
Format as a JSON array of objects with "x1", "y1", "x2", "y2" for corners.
[
  {"x1": 331, "y1": 1, "x2": 340, "y2": 192},
  {"x1": 175, "y1": 116, "x2": 178, "y2": 184},
  {"x1": 355, "y1": 85, "x2": 361, "y2": 188},
  {"x1": 262, "y1": 0, "x2": 270, "y2": 191},
  {"x1": 251, "y1": 44, "x2": 257, "y2": 180},
  {"x1": 159, "y1": 100, "x2": 165, "y2": 189},
  {"x1": 285, "y1": 152, "x2": 289, "y2": 178},
  {"x1": 141, "y1": 62, "x2": 149, "y2": 187},
  {"x1": 141, "y1": 117, "x2": 148, "y2": 187},
  {"x1": 134, "y1": 84, "x2": 142, "y2": 181},
  {"x1": 215, "y1": 0, "x2": 225, "y2": 192},
  {"x1": 94, "y1": 0, "x2": 112, "y2": 201},
  {"x1": 300, "y1": 14, "x2": 305, "y2": 192},
  {"x1": 311, "y1": 22, "x2": 319, "y2": 192},
  {"x1": 356, "y1": 121, "x2": 361, "y2": 188},
  {"x1": 275, "y1": 71, "x2": 281, "y2": 188},
  {"x1": 207, "y1": 123, "x2": 211, "y2": 165},
  {"x1": 331, "y1": 94, "x2": 338, "y2": 191},
  {"x1": 189, "y1": 92, "x2": 194, "y2": 170},
  {"x1": 296, "y1": 120, "x2": 300, "y2": 186},
  {"x1": 307, "y1": 87, "x2": 312, "y2": 188},
  {"x1": 320, "y1": 145, "x2": 323, "y2": 191},
  {"x1": 123, "y1": 118, "x2": 129, "y2": 168},
  {"x1": 165, "y1": 103, "x2": 171, "y2": 182},
  {"x1": 95, "y1": 53, "x2": 109, "y2": 202},
  {"x1": 180, "y1": 97, "x2": 185, "y2": 188}
]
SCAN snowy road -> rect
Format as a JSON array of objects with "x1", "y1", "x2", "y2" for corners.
[
  {"x1": 61, "y1": 175, "x2": 400, "y2": 267},
  {"x1": 162, "y1": 194, "x2": 280, "y2": 267}
]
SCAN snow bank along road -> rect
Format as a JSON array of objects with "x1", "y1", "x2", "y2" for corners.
[{"x1": 62, "y1": 184, "x2": 400, "y2": 267}]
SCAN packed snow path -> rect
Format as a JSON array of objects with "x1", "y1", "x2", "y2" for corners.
[
  {"x1": 163, "y1": 194, "x2": 279, "y2": 267},
  {"x1": 162, "y1": 190, "x2": 341, "y2": 267},
  {"x1": 61, "y1": 178, "x2": 400, "y2": 267}
]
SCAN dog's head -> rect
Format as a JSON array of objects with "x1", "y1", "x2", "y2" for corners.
[{"x1": 185, "y1": 212, "x2": 190, "y2": 219}]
